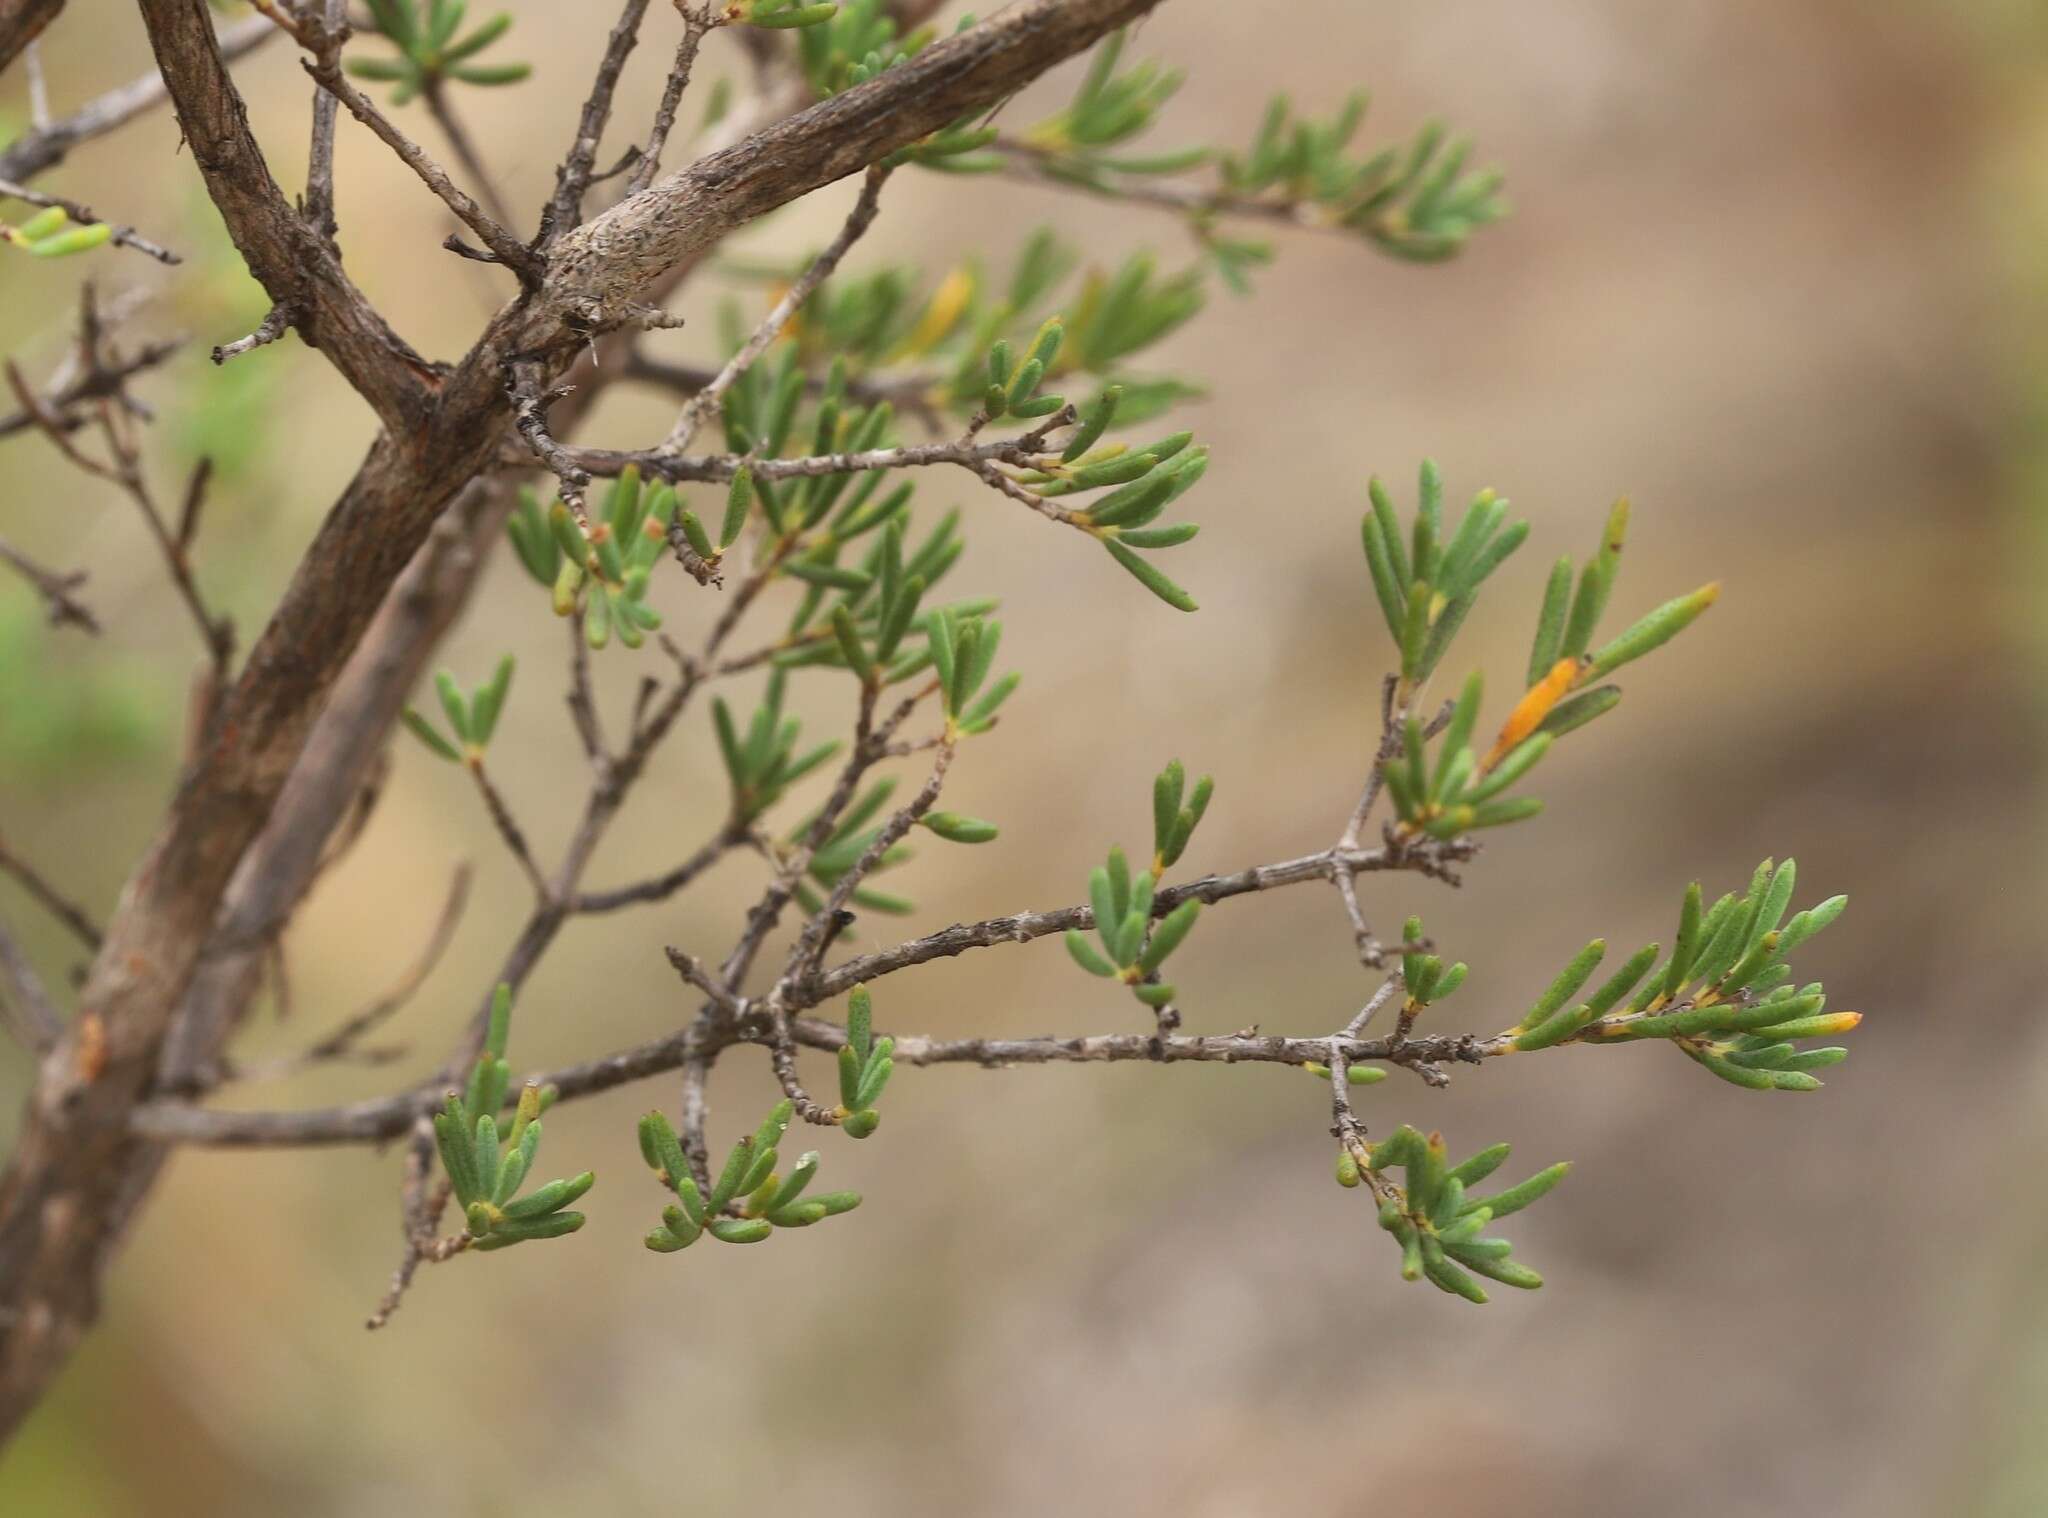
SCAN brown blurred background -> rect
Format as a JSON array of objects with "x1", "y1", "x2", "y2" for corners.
[{"x1": 2, "y1": 1, "x2": 2043, "y2": 1513}]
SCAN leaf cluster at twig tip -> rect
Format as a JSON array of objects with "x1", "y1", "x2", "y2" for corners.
[
  {"x1": 0, "y1": 201, "x2": 111, "y2": 259},
  {"x1": 402, "y1": 655, "x2": 514, "y2": 765},
  {"x1": 432, "y1": 985, "x2": 592, "y2": 1251},
  {"x1": 639, "y1": 1093, "x2": 861, "y2": 1253},
  {"x1": 1365, "y1": 1127, "x2": 1566, "y2": 1303},
  {"x1": 1507, "y1": 859, "x2": 1858, "y2": 1086},
  {"x1": 1063, "y1": 763, "x2": 1215, "y2": 1010}
]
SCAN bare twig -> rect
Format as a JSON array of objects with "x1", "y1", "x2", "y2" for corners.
[
  {"x1": 573, "y1": 824, "x2": 741, "y2": 913},
  {"x1": 420, "y1": 82, "x2": 516, "y2": 233},
  {"x1": 506, "y1": 361, "x2": 591, "y2": 517},
  {"x1": 296, "y1": 28, "x2": 541, "y2": 282},
  {"x1": 211, "y1": 304, "x2": 294, "y2": 365},
  {"x1": 623, "y1": 350, "x2": 947, "y2": 431},
  {"x1": 623, "y1": 8, "x2": 716, "y2": 199},
  {"x1": 0, "y1": 335, "x2": 181, "y2": 442},
  {"x1": 659, "y1": 165, "x2": 895, "y2": 455},
  {"x1": 300, "y1": 0, "x2": 344, "y2": 243},
  {"x1": 469, "y1": 765, "x2": 551, "y2": 903},
  {"x1": 538, "y1": 0, "x2": 652, "y2": 246},
  {"x1": 0, "y1": 535, "x2": 96, "y2": 632},
  {"x1": 798, "y1": 838, "x2": 1469, "y2": 1007},
  {"x1": 363, "y1": 1127, "x2": 464, "y2": 1331},
  {"x1": 0, "y1": 840, "x2": 101, "y2": 949},
  {"x1": 564, "y1": 616, "x2": 608, "y2": 765}
]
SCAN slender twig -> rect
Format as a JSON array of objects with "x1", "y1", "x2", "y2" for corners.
[
  {"x1": 211, "y1": 304, "x2": 294, "y2": 365},
  {"x1": 623, "y1": 350, "x2": 947, "y2": 431},
  {"x1": 0, "y1": 335, "x2": 181, "y2": 441},
  {"x1": 785, "y1": 737, "x2": 953, "y2": 985},
  {"x1": 664, "y1": 947, "x2": 747, "y2": 1019},
  {"x1": 538, "y1": 0, "x2": 652, "y2": 246},
  {"x1": 0, "y1": 535, "x2": 96, "y2": 633},
  {"x1": 0, "y1": 841, "x2": 101, "y2": 949},
  {"x1": 573, "y1": 824, "x2": 741, "y2": 913},
  {"x1": 364, "y1": 1127, "x2": 464, "y2": 1331},
  {"x1": 298, "y1": 45, "x2": 541, "y2": 281},
  {"x1": 564, "y1": 615, "x2": 608, "y2": 766},
  {"x1": 468, "y1": 765, "x2": 551, "y2": 903},
  {"x1": 4, "y1": 297, "x2": 233, "y2": 676},
  {"x1": 420, "y1": 81, "x2": 517, "y2": 232},
  {"x1": 0, "y1": 178, "x2": 180, "y2": 264},
  {"x1": 506, "y1": 361, "x2": 591, "y2": 517},
  {"x1": 659, "y1": 165, "x2": 895, "y2": 455},
  {"x1": 300, "y1": 0, "x2": 344, "y2": 243},
  {"x1": 797, "y1": 838, "x2": 1469, "y2": 1007},
  {"x1": 574, "y1": 417, "x2": 1088, "y2": 531},
  {"x1": 623, "y1": 8, "x2": 716, "y2": 199},
  {"x1": 128, "y1": 1016, "x2": 1499, "y2": 1149}
]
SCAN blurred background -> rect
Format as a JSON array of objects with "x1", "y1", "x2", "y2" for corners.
[{"x1": 1, "y1": 1, "x2": 2042, "y2": 1513}]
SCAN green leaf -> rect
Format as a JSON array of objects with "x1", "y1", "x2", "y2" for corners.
[
  {"x1": 469, "y1": 655, "x2": 515, "y2": 746},
  {"x1": 1066, "y1": 929, "x2": 1116, "y2": 977},
  {"x1": 720, "y1": 466, "x2": 753, "y2": 548},
  {"x1": 1535, "y1": 684, "x2": 1620, "y2": 740},
  {"x1": 1581, "y1": 583, "x2": 1720, "y2": 682},
  {"x1": 1137, "y1": 899, "x2": 1199, "y2": 973},
  {"x1": 501, "y1": 1170, "x2": 596, "y2": 1221},
  {"x1": 1102, "y1": 538, "x2": 1197, "y2": 611},
  {"x1": 401, "y1": 708, "x2": 461, "y2": 763},
  {"x1": 922, "y1": 811, "x2": 999, "y2": 843},
  {"x1": 1527, "y1": 556, "x2": 1573, "y2": 685},
  {"x1": 708, "y1": 1217, "x2": 774, "y2": 1243},
  {"x1": 1468, "y1": 1161, "x2": 1569, "y2": 1220},
  {"x1": 1519, "y1": 940, "x2": 1605, "y2": 1030},
  {"x1": 472, "y1": 1211, "x2": 584, "y2": 1249},
  {"x1": 433, "y1": 670, "x2": 472, "y2": 744}
]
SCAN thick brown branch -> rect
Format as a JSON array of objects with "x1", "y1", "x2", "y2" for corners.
[
  {"x1": 531, "y1": 0, "x2": 1164, "y2": 334},
  {"x1": 135, "y1": 0, "x2": 438, "y2": 428}
]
